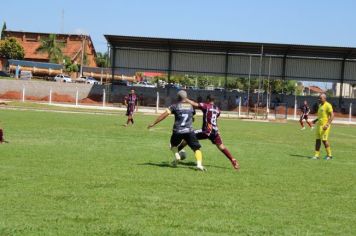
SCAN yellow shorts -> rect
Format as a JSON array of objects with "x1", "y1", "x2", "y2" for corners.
[{"x1": 315, "y1": 125, "x2": 331, "y2": 141}]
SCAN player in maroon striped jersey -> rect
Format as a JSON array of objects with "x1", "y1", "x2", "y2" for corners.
[
  {"x1": 182, "y1": 95, "x2": 240, "y2": 170},
  {"x1": 299, "y1": 100, "x2": 313, "y2": 130},
  {"x1": 0, "y1": 101, "x2": 8, "y2": 143},
  {"x1": 124, "y1": 89, "x2": 138, "y2": 126}
]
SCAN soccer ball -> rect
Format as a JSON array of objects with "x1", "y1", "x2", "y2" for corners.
[{"x1": 179, "y1": 150, "x2": 187, "y2": 160}]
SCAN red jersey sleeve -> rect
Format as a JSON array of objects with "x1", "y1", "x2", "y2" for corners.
[{"x1": 198, "y1": 103, "x2": 207, "y2": 111}]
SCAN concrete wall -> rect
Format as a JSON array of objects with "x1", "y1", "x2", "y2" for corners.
[
  {"x1": 0, "y1": 79, "x2": 102, "y2": 99},
  {"x1": 0, "y1": 79, "x2": 355, "y2": 115}
]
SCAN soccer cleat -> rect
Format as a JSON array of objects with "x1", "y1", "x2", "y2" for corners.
[
  {"x1": 231, "y1": 159, "x2": 240, "y2": 170},
  {"x1": 311, "y1": 156, "x2": 320, "y2": 160},
  {"x1": 196, "y1": 165, "x2": 207, "y2": 171},
  {"x1": 171, "y1": 159, "x2": 178, "y2": 167},
  {"x1": 301, "y1": 127, "x2": 306, "y2": 130},
  {"x1": 311, "y1": 127, "x2": 315, "y2": 130},
  {"x1": 323, "y1": 156, "x2": 333, "y2": 160}
]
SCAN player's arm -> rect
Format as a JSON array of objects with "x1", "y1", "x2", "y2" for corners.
[
  {"x1": 323, "y1": 109, "x2": 334, "y2": 130},
  {"x1": 184, "y1": 98, "x2": 199, "y2": 108},
  {"x1": 147, "y1": 110, "x2": 170, "y2": 129},
  {"x1": 312, "y1": 118, "x2": 319, "y2": 124},
  {"x1": 306, "y1": 106, "x2": 310, "y2": 115}
]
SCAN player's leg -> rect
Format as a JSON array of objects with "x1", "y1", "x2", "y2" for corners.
[
  {"x1": 313, "y1": 139, "x2": 321, "y2": 159},
  {"x1": 130, "y1": 112, "x2": 134, "y2": 124},
  {"x1": 185, "y1": 132, "x2": 205, "y2": 171},
  {"x1": 0, "y1": 128, "x2": 3, "y2": 143},
  {"x1": 212, "y1": 133, "x2": 240, "y2": 170},
  {"x1": 177, "y1": 130, "x2": 208, "y2": 153},
  {"x1": 127, "y1": 114, "x2": 134, "y2": 125},
  {"x1": 176, "y1": 131, "x2": 207, "y2": 160},
  {"x1": 299, "y1": 115, "x2": 305, "y2": 128},
  {"x1": 312, "y1": 125, "x2": 322, "y2": 159},
  {"x1": 321, "y1": 128, "x2": 332, "y2": 160},
  {"x1": 305, "y1": 116, "x2": 312, "y2": 128},
  {"x1": 170, "y1": 133, "x2": 184, "y2": 166},
  {"x1": 124, "y1": 109, "x2": 130, "y2": 126},
  {"x1": 177, "y1": 140, "x2": 187, "y2": 152}
]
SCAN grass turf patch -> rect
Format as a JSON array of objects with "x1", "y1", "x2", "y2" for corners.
[{"x1": 0, "y1": 109, "x2": 355, "y2": 235}]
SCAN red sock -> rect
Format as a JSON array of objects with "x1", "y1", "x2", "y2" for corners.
[
  {"x1": 0, "y1": 129, "x2": 3, "y2": 142},
  {"x1": 221, "y1": 148, "x2": 234, "y2": 162},
  {"x1": 300, "y1": 121, "x2": 304, "y2": 127}
]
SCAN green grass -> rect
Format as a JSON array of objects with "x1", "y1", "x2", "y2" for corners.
[{"x1": 0, "y1": 109, "x2": 355, "y2": 235}]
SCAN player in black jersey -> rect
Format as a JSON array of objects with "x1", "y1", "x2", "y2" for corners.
[{"x1": 148, "y1": 90, "x2": 206, "y2": 171}]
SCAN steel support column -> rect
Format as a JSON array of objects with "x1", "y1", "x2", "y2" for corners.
[
  {"x1": 224, "y1": 51, "x2": 229, "y2": 93},
  {"x1": 111, "y1": 46, "x2": 116, "y2": 82},
  {"x1": 281, "y1": 55, "x2": 287, "y2": 102},
  {"x1": 339, "y1": 59, "x2": 346, "y2": 108},
  {"x1": 167, "y1": 47, "x2": 172, "y2": 83}
]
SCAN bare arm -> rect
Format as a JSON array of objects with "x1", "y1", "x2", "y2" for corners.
[
  {"x1": 147, "y1": 111, "x2": 170, "y2": 129},
  {"x1": 185, "y1": 98, "x2": 199, "y2": 108},
  {"x1": 323, "y1": 111, "x2": 334, "y2": 130}
]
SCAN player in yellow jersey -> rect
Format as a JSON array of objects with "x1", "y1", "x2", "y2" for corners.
[{"x1": 312, "y1": 93, "x2": 334, "y2": 160}]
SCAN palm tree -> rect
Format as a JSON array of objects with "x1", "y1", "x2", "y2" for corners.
[{"x1": 36, "y1": 34, "x2": 65, "y2": 64}]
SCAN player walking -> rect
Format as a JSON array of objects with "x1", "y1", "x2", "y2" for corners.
[
  {"x1": 299, "y1": 100, "x2": 313, "y2": 130},
  {"x1": 312, "y1": 93, "x2": 334, "y2": 160},
  {"x1": 181, "y1": 95, "x2": 240, "y2": 170},
  {"x1": 124, "y1": 89, "x2": 138, "y2": 126},
  {"x1": 148, "y1": 90, "x2": 206, "y2": 171}
]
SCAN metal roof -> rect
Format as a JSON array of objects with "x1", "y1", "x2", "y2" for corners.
[{"x1": 105, "y1": 35, "x2": 356, "y2": 59}]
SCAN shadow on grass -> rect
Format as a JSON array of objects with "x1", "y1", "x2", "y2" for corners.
[
  {"x1": 289, "y1": 154, "x2": 312, "y2": 159},
  {"x1": 140, "y1": 161, "x2": 229, "y2": 170}
]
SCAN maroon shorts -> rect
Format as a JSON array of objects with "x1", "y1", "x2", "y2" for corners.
[{"x1": 194, "y1": 130, "x2": 223, "y2": 145}]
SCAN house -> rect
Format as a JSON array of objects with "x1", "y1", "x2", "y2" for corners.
[
  {"x1": 303, "y1": 85, "x2": 325, "y2": 96},
  {"x1": 3, "y1": 30, "x2": 97, "y2": 67},
  {"x1": 333, "y1": 83, "x2": 356, "y2": 98}
]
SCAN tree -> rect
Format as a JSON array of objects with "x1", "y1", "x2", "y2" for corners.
[
  {"x1": 0, "y1": 37, "x2": 24, "y2": 59},
  {"x1": 0, "y1": 21, "x2": 6, "y2": 40},
  {"x1": 36, "y1": 34, "x2": 65, "y2": 64},
  {"x1": 63, "y1": 56, "x2": 79, "y2": 73},
  {"x1": 95, "y1": 52, "x2": 109, "y2": 67}
]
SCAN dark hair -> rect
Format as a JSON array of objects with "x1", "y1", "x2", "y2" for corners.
[{"x1": 206, "y1": 95, "x2": 215, "y2": 102}]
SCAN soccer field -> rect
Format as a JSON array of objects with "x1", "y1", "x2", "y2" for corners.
[{"x1": 0, "y1": 109, "x2": 355, "y2": 235}]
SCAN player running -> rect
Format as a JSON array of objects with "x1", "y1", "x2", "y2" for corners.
[
  {"x1": 312, "y1": 93, "x2": 334, "y2": 160},
  {"x1": 147, "y1": 90, "x2": 206, "y2": 171},
  {"x1": 124, "y1": 89, "x2": 138, "y2": 126},
  {"x1": 299, "y1": 100, "x2": 313, "y2": 130},
  {"x1": 180, "y1": 95, "x2": 240, "y2": 170}
]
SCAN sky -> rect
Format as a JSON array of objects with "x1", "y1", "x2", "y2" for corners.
[{"x1": 1, "y1": 0, "x2": 356, "y2": 53}]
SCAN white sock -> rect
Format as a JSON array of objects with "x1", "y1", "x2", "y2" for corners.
[
  {"x1": 197, "y1": 160, "x2": 202, "y2": 167},
  {"x1": 171, "y1": 147, "x2": 180, "y2": 161}
]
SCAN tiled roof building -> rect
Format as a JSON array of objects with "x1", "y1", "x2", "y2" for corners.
[{"x1": 3, "y1": 30, "x2": 97, "y2": 67}]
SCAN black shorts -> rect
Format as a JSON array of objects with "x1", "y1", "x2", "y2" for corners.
[
  {"x1": 170, "y1": 132, "x2": 201, "y2": 151},
  {"x1": 126, "y1": 108, "x2": 135, "y2": 116},
  {"x1": 300, "y1": 114, "x2": 308, "y2": 120}
]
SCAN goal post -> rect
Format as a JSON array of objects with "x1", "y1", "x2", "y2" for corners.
[{"x1": 273, "y1": 103, "x2": 288, "y2": 121}]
